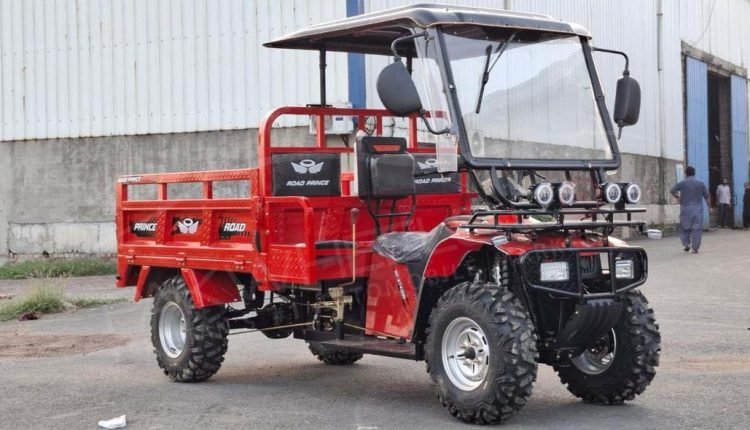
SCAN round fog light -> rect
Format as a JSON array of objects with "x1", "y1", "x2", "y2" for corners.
[
  {"x1": 625, "y1": 183, "x2": 641, "y2": 204},
  {"x1": 558, "y1": 181, "x2": 576, "y2": 206},
  {"x1": 603, "y1": 183, "x2": 622, "y2": 204},
  {"x1": 533, "y1": 183, "x2": 554, "y2": 208}
]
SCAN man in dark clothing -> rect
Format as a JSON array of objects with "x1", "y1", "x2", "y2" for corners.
[
  {"x1": 670, "y1": 166, "x2": 710, "y2": 253},
  {"x1": 743, "y1": 182, "x2": 750, "y2": 229}
]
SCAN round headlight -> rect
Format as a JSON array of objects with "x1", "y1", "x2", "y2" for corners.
[
  {"x1": 625, "y1": 183, "x2": 641, "y2": 204},
  {"x1": 603, "y1": 182, "x2": 622, "y2": 204},
  {"x1": 533, "y1": 182, "x2": 554, "y2": 207},
  {"x1": 557, "y1": 181, "x2": 576, "y2": 206}
]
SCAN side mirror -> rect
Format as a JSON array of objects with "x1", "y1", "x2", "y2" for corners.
[
  {"x1": 376, "y1": 60, "x2": 423, "y2": 117},
  {"x1": 613, "y1": 75, "x2": 641, "y2": 127}
]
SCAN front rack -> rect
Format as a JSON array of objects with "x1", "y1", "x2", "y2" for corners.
[{"x1": 459, "y1": 207, "x2": 646, "y2": 235}]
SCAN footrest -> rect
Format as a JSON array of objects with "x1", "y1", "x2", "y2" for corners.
[{"x1": 318, "y1": 337, "x2": 417, "y2": 360}]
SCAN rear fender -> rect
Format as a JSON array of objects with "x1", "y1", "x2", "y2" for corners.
[
  {"x1": 133, "y1": 267, "x2": 240, "y2": 308},
  {"x1": 179, "y1": 269, "x2": 241, "y2": 308},
  {"x1": 134, "y1": 266, "x2": 179, "y2": 302}
]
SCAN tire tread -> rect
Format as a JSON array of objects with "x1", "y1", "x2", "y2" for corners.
[
  {"x1": 151, "y1": 276, "x2": 229, "y2": 383},
  {"x1": 425, "y1": 281, "x2": 538, "y2": 425},
  {"x1": 554, "y1": 290, "x2": 660, "y2": 405}
]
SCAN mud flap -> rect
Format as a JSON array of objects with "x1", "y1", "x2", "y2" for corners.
[{"x1": 554, "y1": 299, "x2": 624, "y2": 349}]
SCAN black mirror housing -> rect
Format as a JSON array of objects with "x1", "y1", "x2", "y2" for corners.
[
  {"x1": 376, "y1": 60, "x2": 423, "y2": 116},
  {"x1": 613, "y1": 75, "x2": 641, "y2": 127}
]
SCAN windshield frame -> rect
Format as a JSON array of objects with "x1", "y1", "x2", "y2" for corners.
[{"x1": 430, "y1": 26, "x2": 622, "y2": 171}]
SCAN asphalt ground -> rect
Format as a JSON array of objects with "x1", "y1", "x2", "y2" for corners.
[{"x1": 0, "y1": 229, "x2": 749, "y2": 429}]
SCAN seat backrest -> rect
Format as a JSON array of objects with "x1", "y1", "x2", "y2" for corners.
[
  {"x1": 356, "y1": 137, "x2": 415, "y2": 199},
  {"x1": 272, "y1": 153, "x2": 341, "y2": 196}
]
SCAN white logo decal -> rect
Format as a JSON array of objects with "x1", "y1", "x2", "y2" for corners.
[
  {"x1": 291, "y1": 159, "x2": 324, "y2": 174},
  {"x1": 117, "y1": 176, "x2": 142, "y2": 183},
  {"x1": 222, "y1": 222, "x2": 246, "y2": 233},
  {"x1": 176, "y1": 218, "x2": 199, "y2": 234},
  {"x1": 132, "y1": 222, "x2": 157, "y2": 232},
  {"x1": 417, "y1": 158, "x2": 438, "y2": 170},
  {"x1": 285, "y1": 180, "x2": 330, "y2": 187}
]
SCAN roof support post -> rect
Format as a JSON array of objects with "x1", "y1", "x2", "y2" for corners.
[{"x1": 319, "y1": 47, "x2": 327, "y2": 107}]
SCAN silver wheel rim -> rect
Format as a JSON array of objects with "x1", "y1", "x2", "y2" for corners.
[
  {"x1": 571, "y1": 328, "x2": 617, "y2": 375},
  {"x1": 159, "y1": 302, "x2": 187, "y2": 358},
  {"x1": 441, "y1": 317, "x2": 490, "y2": 391}
]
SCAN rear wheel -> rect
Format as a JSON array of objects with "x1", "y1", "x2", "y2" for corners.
[
  {"x1": 554, "y1": 290, "x2": 660, "y2": 404},
  {"x1": 151, "y1": 275, "x2": 229, "y2": 382},
  {"x1": 425, "y1": 281, "x2": 538, "y2": 425},
  {"x1": 307, "y1": 342, "x2": 363, "y2": 365}
]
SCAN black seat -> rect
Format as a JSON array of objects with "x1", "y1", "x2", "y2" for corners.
[{"x1": 373, "y1": 223, "x2": 451, "y2": 264}]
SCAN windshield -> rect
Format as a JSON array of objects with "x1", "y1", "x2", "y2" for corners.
[{"x1": 442, "y1": 28, "x2": 613, "y2": 162}]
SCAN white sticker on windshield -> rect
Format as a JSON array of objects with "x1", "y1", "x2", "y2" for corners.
[{"x1": 436, "y1": 132, "x2": 458, "y2": 172}]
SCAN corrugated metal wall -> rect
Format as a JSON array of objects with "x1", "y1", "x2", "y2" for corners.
[
  {"x1": 678, "y1": 0, "x2": 749, "y2": 66},
  {"x1": 364, "y1": 0, "x2": 750, "y2": 163},
  {"x1": 1, "y1": 0, "x2": 748, "y2": 161},
  {"x1": 0, "y1": 0, "x2": 348, "y2": 141}
]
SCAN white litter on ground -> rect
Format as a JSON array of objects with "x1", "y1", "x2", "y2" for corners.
[{"x1": 97, "y1": 415, "x2": 127, "y2": 429}]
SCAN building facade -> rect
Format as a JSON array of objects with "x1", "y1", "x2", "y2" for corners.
[{"x1": 0, "y1": 0, "x2": 748, "y2": 258}]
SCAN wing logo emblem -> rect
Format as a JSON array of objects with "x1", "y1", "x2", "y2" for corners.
[
  {"x1": 291, "y1": 159, "x2": 324, "y2": 174},
  {"x1": 174, "y1": 218, "x2": 200, "y2": 234},
  {"x1": 417, "y1": 158, "x2": 438, "y2": 170}
]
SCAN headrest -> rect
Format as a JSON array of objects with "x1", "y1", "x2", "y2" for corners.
[{"x1": 272, "y1": 153, "x2": 340, "y2": 196}]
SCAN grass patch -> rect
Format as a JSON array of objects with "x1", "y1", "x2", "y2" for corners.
[
  {"x1": 0, "y1": 258, "x2": 117, "y2": 280},
  {"x1": 0, "y1": 282, "x2": 127, "y2": 322},
  {"x1": 67, "y1": 296, "x2": 128, "y2": 309}
]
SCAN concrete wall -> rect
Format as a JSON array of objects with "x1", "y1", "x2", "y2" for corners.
[{"x1": 2, "y1": 129, "x2": 255, "y2": 258}]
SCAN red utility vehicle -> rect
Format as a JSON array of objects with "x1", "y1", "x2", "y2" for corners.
[{"x1": 116, "y1": 4, "x2": 660, "y2": 425}]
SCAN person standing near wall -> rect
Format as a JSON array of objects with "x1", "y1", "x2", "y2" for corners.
[
  {"x1": 671, "y1": 166, "x2": 710, "y2": 253},
  {"x1": 716, "y1": 178, "x2": 732, "y2": 228},
  {"x1": 743, "y1": 182, "x2": 750, "y2": 229}
]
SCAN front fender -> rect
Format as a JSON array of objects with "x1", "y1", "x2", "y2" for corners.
[{"x1": 422, "y1": 235, "x2": 493, "y2": 279}]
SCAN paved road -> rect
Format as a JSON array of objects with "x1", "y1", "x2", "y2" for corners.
[{"x1": 1, "y1": 230, "x2": 749, "y2": 429}]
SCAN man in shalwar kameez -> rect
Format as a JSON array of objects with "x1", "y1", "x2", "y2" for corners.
[{"x1": 670, "y1": 166, "x2": 710, "y2": 253}]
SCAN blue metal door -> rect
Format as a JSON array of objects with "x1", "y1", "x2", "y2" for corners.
[
  {"x1": 685, "y1": 57, "x2": 710, "y2": 226},
  {"x1": 731, "y1": 75, "x2": 749, "y2": 227}
]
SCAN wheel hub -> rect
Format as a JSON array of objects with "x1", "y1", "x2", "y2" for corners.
[
  {"x1": 159, "y1": 302, "x2": 187, "y2": 358},
  {"x1": 442, "y1": 317, "x2": 490, "y2": 391},
  {"x1": 571, "y1": 328, "x2": 617, "y2": 375}
]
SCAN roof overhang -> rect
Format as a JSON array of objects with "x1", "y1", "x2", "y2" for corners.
[{"x1": 264, "y1": 3, "x2": 591, "y2": 56}]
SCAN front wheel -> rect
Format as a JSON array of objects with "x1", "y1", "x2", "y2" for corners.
[
  {"x1": 151, "y1": 275, "x2": 229, "y2": 382},
  {"x1": 425, "y1": 281, "x2": 538, "y2": 425},
  {"x1": 554, "y1": 290, "x2": 661, "y2": 404}
]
